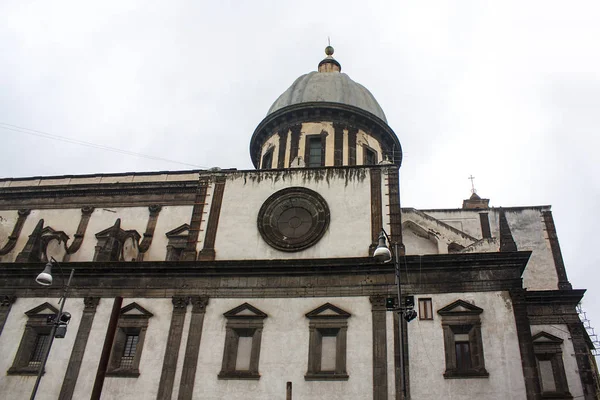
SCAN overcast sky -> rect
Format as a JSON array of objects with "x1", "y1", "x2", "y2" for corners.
[{"x1": 1, "y1": 1, "x2": 599, "y2": 349}]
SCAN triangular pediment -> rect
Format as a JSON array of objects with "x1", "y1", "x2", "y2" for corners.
[
  {"x1": 96, "y1": 220, "x2": 140, "y2": 241},
  {"x1": 166, "y1": 224, "x2": 190, "y2": 238},
  {"x1": 41, "y1": 226, "x2": 70, "y2": 243},
  {"x1": 306, "y1": 303, "x2": 351, "y2": 319},
  {"x1": 120, "y1": 302, "x2": 153, "y2": 318},
  {"x1": 437, "y1": 299, "x2": 483, "y2": 316},
  {"x1": 532, "y1": 331, "x2": 563, "y2": 344},
  {"x1": 223, "y1": 302, "x2": 267, "y2": 319},
  {"x1": 25, "y1": 302, "x2": 59, "y2": 317}
]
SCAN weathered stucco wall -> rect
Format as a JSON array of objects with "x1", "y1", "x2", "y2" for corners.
[
  {"x1": 502, "y1": 209, "x2": 558, "y2": 290},
  {"x1": 195, "y1": 297, "x2": 372, "y2": 400},
  {"x1": 423, "y1": 208, "x2": 560, "y2": 290},
  {"x1": 214, "y1": 169, "x2": 372, "y2": 260},
  {"x1": 408, "y1": 291, "x2": 526, "y2": 400}
]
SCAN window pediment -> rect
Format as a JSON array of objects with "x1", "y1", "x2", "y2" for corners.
[
  {"x1": 305, "y1": 303, "x2": 351, "y2": 320},
  {"x1": 25, "y1": 302, "x2": 59, "y2": 318},
  {"x1": 165, "y1": 224, "x2": 190, "y2": 238},
  {"x1": 532, "y1": 331, "x2": 564, "y2": 344},
  {"x1": 438, "y1": 300, "x2": 483, "y2": 316},
  {"x1": 223, "y1": 303, "x2": 267, "y2": 320},
  {"x1": 120, "y1": 302, "x2": 153, "y2": 319}
]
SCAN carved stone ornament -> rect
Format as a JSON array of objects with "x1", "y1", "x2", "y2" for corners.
[{"x1": 257, "y1": 187, "x2": 330, "y2": 252}]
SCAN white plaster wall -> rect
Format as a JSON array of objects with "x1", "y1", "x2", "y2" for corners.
[
  {"x1": 144, "y1": 205, "x2": 193, "y2": 261},
  {"x1": 0, "y1": 209, "x2": 19, "y2": 262},
  {"x1": 214, "y1": 170, "x2": 372, "y2": 260},
  {"x1": 100, "y1": 298, "x2": 171, "y2": 400},
  {"x1": 70, "y1": 207, "x2": 153, "y2": 262},
  {"x1": 423, "y1": 208, "x2": 559, "y2": 290},
  {"x1": 402, "y1": 226, "x2": 439, "y2": 255},
  {"x1": 194, "y1": 297, "x2": 372, "y2": 400},
  {"x1": 0, "y1": 205, "x2": 193, "y2": 263},
  {"x1": 423, "y1": 210, "x2": 483, "y2": 239},
  {"x1": 71, "y1": 297, "x2": 114, "y2": 399},
  {"x1": 386, "y1": 311, "x2": 396, "y2": 399},
  {"x1": 0, "y1": 297, "x2": 84, "y2": 400},
  {"x1": 0, "y1": 209, "x2": 82, "y2": 262},
  {"x1": 531, "y1": 324, "x2": 584, "y2": 398},
  {"x1": 408, "y1": 291, "x2": 527, "y2": 400},
  {"x1": 502, "y1": 209, "x2": 558, "y2": 290}
]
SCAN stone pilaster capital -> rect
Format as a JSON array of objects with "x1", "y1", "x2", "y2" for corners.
[
  {"x1": 84, "y1": 297, "x2": 100, "y2": 311},
  {"x1": 190, "y1": 296, "x2": 209, "y2": 314}
]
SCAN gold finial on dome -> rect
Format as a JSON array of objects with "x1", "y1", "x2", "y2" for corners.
[{"x1": 325, "y1": 45, "x2": 334, "y2": 56}]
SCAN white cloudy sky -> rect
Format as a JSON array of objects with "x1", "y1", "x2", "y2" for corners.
[{"x1": 1, "y1": 1, "x2": 599, "y2": 344}]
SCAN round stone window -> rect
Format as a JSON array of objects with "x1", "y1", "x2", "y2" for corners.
[{"x1": 257, "y1": 187, "x2": 330, "y2": 252}]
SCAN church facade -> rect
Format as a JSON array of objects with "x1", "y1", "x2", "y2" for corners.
[{"x1": 0, "y1": 47, "x2": 597, "y2": 399}]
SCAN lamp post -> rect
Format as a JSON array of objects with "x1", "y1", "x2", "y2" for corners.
[
  {"x1": 373, "y1": 229, "x2": 415, "y2": 399},
  {"x1": 30, "y1": 257, "x2": 74, "y2": 400}
]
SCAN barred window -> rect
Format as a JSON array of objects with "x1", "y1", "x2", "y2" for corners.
[
  {"x1": 107, "y1": 303, "x2": 153, "y2": 378},
  {"x1": 28, "y1": 334, "x2": 50, "y2": 368},
  {"x1": 8, "y1": 302, "x2": 58, "y2": 376},
  {"x1": 119, "y1": 334, "x2": 140, "y2": 370}
]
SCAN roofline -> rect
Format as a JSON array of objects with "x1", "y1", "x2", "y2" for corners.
[{"x1": 417, "y1": 206, "x2": 552, "y2": 212}]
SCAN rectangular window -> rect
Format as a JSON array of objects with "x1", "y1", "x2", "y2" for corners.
[
  {"x1": 219, "y1": 303, "x2": 266, "y2": 380},
  {"x1": 363, "y1": 147, "x2": 378, "y2": 165},
  {"x1": 261, "y1": 149, "x2": 273, "y2": 169},
  {"x1": 419, "y1": 298, "x2": 433, "y2": 320},
  {"x1": 307, "y1": 137, "x2": 323, "y2": 167},
  {"x1": 235, "y1": 334, "x2": 253, "y2": 371},
  {"x1": 532, "y1": 331, "x2": 571, "y2": 396},
  {"x1": 106, "y1": 302, "x2": 153, "y2": 378},
  {"x1": 119, "y1": 334, "x2": 139, "y2": 370},
  {"x1": 28, "y1": 334, "x2": 49, "y2": 368},
  {"x1": 305, "y1": 303, "x2": 350, "y2": 381},
  {"x1": 320, "y1": 333, "x2": 337, "y2": 371},
  {"x1": 538, "y1": 359, "x2": 557, "y2": 392},
  {"x1": 454, "y1": 333, "x2": 472, "y2": 371}
]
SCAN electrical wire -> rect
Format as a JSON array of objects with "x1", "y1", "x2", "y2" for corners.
[{"x1": 0, "y1": 122, "x2": 207, "y2": 169}]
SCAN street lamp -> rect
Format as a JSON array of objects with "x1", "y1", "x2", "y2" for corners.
[
  {"x1": 30, "y1": 257, "x2": 74, "y2": 400},
  {"x1": 373, "y1": 229, "x2": 416, "y2": 399}
]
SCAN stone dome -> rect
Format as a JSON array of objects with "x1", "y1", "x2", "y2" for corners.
[{"x1": 267, "y1": 71, "x2": 388, "y2": 123}]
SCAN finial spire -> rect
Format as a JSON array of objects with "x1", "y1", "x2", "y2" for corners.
[
  {"x1": 468, "y1": 175, "x2": 477, "y2": 194},
  {"x1": 318, "y1": 41, "x2": 341, "y2": 73},
  {"x1": 325, "y1": 37, "x2": 334, "y2": 56}
]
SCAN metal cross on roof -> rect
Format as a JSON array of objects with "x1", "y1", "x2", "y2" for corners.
[{"x1": 468, "y1": 175, "x2": 477, "y2": 194}]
